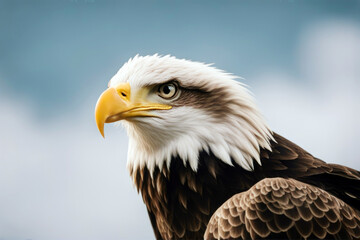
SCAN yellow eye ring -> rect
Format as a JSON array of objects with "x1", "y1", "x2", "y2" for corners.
[{"x1": 157, "y1": 83, "x2": 178, "y2": 99}]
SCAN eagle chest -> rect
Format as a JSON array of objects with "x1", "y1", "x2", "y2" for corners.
[
  {"x1": 133, "y1": 168, "x2": 211, "y2": 238},
  {"x1": 132, "y1": 154, "x2": 255, "y2": 239}
]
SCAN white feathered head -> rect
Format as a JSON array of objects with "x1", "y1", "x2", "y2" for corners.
[{"x1": 95, "y1": 55, "x2": 272, "y2": 175}]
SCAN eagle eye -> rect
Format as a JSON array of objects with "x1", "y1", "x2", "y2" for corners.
[{"x1": 157, "y1": 83, "x2": 178, "y2": 99}]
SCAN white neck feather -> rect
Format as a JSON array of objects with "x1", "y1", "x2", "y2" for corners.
[{"x1": 124, "y1": 92, "x2": 273, "y2": 176}]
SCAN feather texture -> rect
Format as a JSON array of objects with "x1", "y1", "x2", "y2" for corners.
[
  {"x1": 204, "y1": 177, "x2": 360, "y2": 240},
  {"x1": 131, "y1": 133, "x2": 360, "y2": 239}
]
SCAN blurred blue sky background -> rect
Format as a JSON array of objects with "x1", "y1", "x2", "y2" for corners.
[{"x1": 0, "y1": 1, "x2": 360, "y2": 240}]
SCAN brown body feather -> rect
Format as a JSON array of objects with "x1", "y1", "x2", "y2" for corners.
[
  {"x1": 131, "y1": 133, "x2": 360, "y2": 239},
  {"x1": 205, "y1": 178, "x2": 360, "y2": 240}
]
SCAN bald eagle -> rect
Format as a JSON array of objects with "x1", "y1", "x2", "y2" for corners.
[{"x1": 95, "y1": 55, "x2": 360, "y2": 239}]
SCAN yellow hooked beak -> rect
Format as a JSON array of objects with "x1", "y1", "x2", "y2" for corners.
[{"x1": 95, "y1": 82, "x2": 172, "y2": 138}]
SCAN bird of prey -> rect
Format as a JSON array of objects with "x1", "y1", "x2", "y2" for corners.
[{"x1": 95, "y1": 55, "x2": 360, "y2": 240}]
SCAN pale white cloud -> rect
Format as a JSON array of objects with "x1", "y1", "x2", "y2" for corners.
[
  {"x1": 298, "y1": 20, "x2": 360, "y2": 88},
  {"x1": 0, "y1": 19, "x2": 359, "y2": 240},
  {"x1": 0, "y1": 91, "x2": 154, "y2": 240},
  {"x1": 254, "y1": 20, "x2": 360, "y2": 170}
]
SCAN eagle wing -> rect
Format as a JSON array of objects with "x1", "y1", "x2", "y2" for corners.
[
  {"x1": 259, "y1": 133, "x2": 360, "y2": 209},
  {"x1": 204, "y1": 177, "x2": 360, "y2": 240}
]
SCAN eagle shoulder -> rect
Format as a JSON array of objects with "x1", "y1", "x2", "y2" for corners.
[{"x1": 204, "y1": 177, "x2": 360, "y2": 240}]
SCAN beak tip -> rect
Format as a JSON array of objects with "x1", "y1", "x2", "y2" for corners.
[
  {"x1": 95, "y1": 116, "x2": 106, "y2": 139},
  {"x1": 97, "y1": 123, "x2": 105, "y2": 139}
]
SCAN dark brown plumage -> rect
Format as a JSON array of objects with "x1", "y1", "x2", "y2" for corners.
[
  {"x1": 204, "y1": 178, "x2": 360, "y2": 240},
  {"x1": 130, "y1": 133, "x2": 360, "y2": 240}
]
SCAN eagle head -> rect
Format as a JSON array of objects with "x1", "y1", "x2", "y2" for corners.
[{"x1": 95, "y1": 55, "x2": 272, "y2": 175}]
